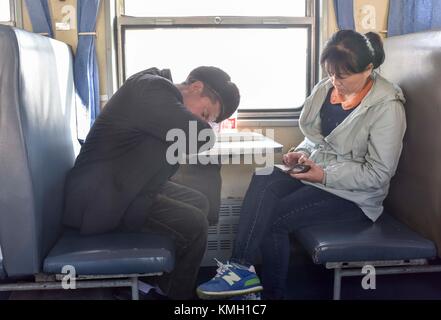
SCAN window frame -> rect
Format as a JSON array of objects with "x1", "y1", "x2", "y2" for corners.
[
  {"x1": 0, "y1": 0, "x2": 23, "y2": 27},
  {"x1": 115, "y1": 0, "x2": 320, "y2": 120}
]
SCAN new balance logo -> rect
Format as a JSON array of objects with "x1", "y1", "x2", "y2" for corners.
[{"x1": 222, "y1": 272, "x2": 241, "y2": 286}]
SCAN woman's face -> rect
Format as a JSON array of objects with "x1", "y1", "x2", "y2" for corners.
[{"x1": 327, "y1": 64, "x2": 373, "y2": 96}]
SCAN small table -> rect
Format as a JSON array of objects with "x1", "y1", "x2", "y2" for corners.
[{"x1": 193, "y1": 131, "x2": 283, "y2": 161}]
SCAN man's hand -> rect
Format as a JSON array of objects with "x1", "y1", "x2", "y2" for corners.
[
  {"x1": 282, "y1": 152, "x2": 308, "y2": 167},
  {"x1": 291, "y1": 156, "x2": 325, "y2": 184}
]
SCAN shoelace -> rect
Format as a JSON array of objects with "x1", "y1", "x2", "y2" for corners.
[{"x1": 214, "y1": 259, "x2": 233, "y2": 277}]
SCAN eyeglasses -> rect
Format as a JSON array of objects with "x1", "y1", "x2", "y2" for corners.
[
  {"x1": 203, "y1": 84, "x2": 223, "y2": 122},
  {"x1": 204, "y1": 83, "x2": 222, "y2": 105},
  {"x1": 202, "y1": 106, "x2": 219, "y2": 123},
  {"x1": 187, "y1": 78, "x2": 223, "y2": 122},
  {"x1": 198, "y1": 81, "x2": 223, "y2": 121}
]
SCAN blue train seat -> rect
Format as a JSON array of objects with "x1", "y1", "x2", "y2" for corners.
[
  {"x1": 0, "y1": 25, "x2": 174, "y2": 299},
  {"x1": 292, "y1": 30, "x2": 441, "y2": 300}
]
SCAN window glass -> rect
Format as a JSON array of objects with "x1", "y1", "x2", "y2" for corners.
[
  {"x1": 0, "y1": 0, "x2": 11, "y2": 22},
  {"x1": 125, "y1": 28, "x2": 308, "y2": 110}
]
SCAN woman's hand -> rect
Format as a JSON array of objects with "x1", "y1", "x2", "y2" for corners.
[
  {"x1": 283, "y1": 152, "x2": 308, "y2": 167},
  {"x1": 291, "y1": 156, "x2": 325, "y2": 184}
]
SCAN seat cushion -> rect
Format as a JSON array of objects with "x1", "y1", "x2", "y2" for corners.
[
  {"x1": 294, "y1": 214, "x2": 437, "y2": 264},
  {"x1": 44, "y1": 230, "x2": 175, "y2": 275}
]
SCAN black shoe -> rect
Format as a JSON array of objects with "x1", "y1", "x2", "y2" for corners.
[{"x1": 112, "y1": 288, "x2": 170, "y2": 301}]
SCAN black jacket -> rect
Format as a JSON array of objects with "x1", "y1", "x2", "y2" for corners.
[{"x1": 63, "y1": 68, "x2": 213, "y2": 235}]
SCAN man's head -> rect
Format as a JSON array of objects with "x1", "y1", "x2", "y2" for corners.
[{"x1": 178, "y1": 66, "x2": 240, "y2": 123}]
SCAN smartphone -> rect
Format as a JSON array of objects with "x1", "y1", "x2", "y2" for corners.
[
  {"x1": 275, "y1": 164, "x2": 311, "y2": 174},
  {"x1": 289, "y1": 164, "x2": 311, "y2": 174}
]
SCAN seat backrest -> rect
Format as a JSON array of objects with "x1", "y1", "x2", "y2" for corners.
[
  {"x1": 382, "y1": 30, "x2": 441, "y2": 257},
  {"x1": 0, "y1": 26, "x2": 79, "y2": 277}
]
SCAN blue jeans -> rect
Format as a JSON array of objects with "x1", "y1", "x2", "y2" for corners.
[{"x1": 231, "y1": 168, "x2": 368, "y2": 299}]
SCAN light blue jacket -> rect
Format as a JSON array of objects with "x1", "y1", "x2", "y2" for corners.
[{"x1": 294, "y1": 72, "x2": 407, "y2": 221}]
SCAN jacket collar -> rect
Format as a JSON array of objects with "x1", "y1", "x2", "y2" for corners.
[{"x1": 299, "y1": 72, "x2": 406, "y2": 145}]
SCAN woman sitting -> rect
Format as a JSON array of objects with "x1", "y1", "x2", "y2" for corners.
[{"x1": 197, "y1": 30, "x2": 407, "y2": 300}]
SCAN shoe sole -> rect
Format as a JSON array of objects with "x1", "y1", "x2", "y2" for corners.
[{"x1": 196, "y1": 286, "x2": 263, "y2": 300}]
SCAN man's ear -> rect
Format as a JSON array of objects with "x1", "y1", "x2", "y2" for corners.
[{"x1": 189, "y1": 80, "x2": 204, "y2": 94}]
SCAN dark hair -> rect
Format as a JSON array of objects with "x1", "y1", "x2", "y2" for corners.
[
  {"x1": 320, "y1": 30, "x2": 385, "y2": 78},
  {"x1": 186, "y1": 66, "x2": 240, "y2": 123}
]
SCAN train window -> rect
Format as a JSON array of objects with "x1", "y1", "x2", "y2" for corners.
[
  {"x1": 117, "y1": 0, "x2": 318, "y2": 116},
  {"x1": 124, "y1": 28, "x2": 308, "y2": 110},
  {"x1": 0, "y1": 0, "x2": 11, "y2": 23}
]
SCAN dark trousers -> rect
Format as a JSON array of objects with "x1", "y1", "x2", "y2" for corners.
[
  {"x1": 143, "y1": 181, "x2": 209, "y2": 300},
  {"x1": 232, "y1": 168, "x2": 368, "y2": 299},
  {"x1": 170, "y1": 164, "x2": 222, "y2": 226}
]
